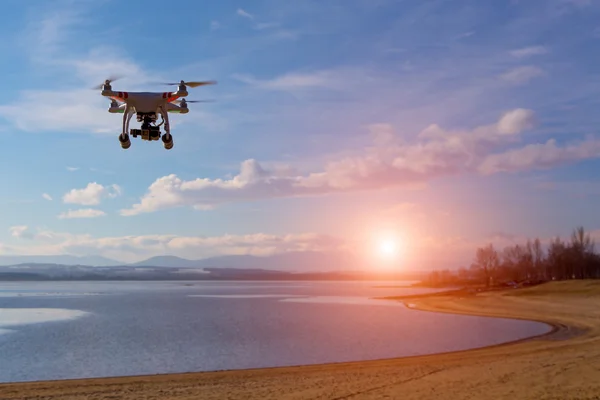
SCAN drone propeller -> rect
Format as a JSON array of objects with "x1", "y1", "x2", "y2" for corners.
[
  {"x1": 159, "y1": 80, "x2": 217, "y2": 88},
  {"x1": 92, "y1": 75, "x2": 123, "y2": 90}
]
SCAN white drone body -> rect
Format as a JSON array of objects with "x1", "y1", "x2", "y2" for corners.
[{"x1": 98, "y1": 79, "x2": 215, "y2": 150}]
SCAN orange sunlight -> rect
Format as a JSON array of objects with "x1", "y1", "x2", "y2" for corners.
[
  {"x1": 370, "y1": 230, "x2": 406, "y2": 270},
  {"x1": 378, "y1": 238, "x2": 399, "y2": 259}
]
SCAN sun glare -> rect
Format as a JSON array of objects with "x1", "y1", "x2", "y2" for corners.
[
  {"x1": 377, "y1": 237, "x2": 401, "y2": 261},
  {"x1": 379, "y1": 239, "x2": 397, "y2": 256},
  {"x1": 366, "y1": 227, "x2": 407, "y2": 267}
]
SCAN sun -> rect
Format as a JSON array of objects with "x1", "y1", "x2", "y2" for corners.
[{"x1": 377, "y1": 237, "x2": 400, "y2": 260}]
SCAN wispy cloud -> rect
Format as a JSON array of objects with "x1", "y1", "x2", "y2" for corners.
[
  {"x1": 232, "y1": 70, "x2": 337, "y2": 91},
  {"x1": 9, "y1": 225, "x2": 32, "y2": 239},
  {"x1": 479, "y1": 137, "x2": 600, "y2": 174},
  {"x1": 42, "y1": 193, "x2": 53, "y2": 201},
  {"x1": 455, "y1": 31, "x2": 475, "y2": 40},
  {"x1": 58, "y1": 208, "x2": 106, "y2": 219},
  {"x1": 234, "y1": 7, "x2": 284, "y2": 34},
  {"x1": 0, "y1": 5, "x2": 172, "y2": 135},
  {"x1": 237, "y1": 8, "x2": 254, "y2": 20},
  {"x1": 510, "y1": 46, "x2": 549, "y2": 58},
  {"x1": 66, "y1": 166, "x2": 79, "y2": 172},
  {"x1": 24, "y1": 6, "x2": 87, "y2": 63},
  {"x1": 500, "y1": 66, "x2": 546, "y2": 85},
  {"x1": 4, "y1": 228, "x2": 350, "y2": 263}
]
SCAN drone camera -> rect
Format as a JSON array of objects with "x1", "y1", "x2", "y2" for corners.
[{"x1": 130, "y1": 126, "x2": 161, "y2": 141}]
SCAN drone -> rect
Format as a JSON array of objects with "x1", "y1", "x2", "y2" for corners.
[{"x1": 95, "y1": 77, "x2": 216, "y2": 150}]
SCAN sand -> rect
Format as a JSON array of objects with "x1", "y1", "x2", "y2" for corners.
[{"x1": 2, "y1": 280, "x2": 600, "y2": 400}]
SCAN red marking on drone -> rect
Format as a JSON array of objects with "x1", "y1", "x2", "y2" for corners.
[
  {"x1": 123, "y1": 92, "x2": 129, "y2": 99},
  {"x1": 162, "y1": 92, "x2": 167, "y2": 98},
  {"x1": 166, "y1": 92, "x2": 179, "y2": 102}
]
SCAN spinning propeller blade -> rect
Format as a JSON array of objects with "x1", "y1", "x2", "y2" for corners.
[
  {"x1": 159, "y1": 80, "x2": 217, "y2": 88},
  {"x1": 92, "y1": 75, "x2": 123, "y2": 90}
]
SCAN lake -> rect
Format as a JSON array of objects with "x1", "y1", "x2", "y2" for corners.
[{"x1": 0, "y1": 280, "x2": 552, "y2": 383}]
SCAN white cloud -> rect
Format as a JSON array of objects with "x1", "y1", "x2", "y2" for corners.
[
  {"x1": 42, "y1": 193, "x2": 53, "y2": 201},
  {"x1": 0, "y1": 48, "x2": 164, "y2": 134},
  {"x1": 500, "y1": 66, "x2": 545, "y2": 84},
  {"x1": 210, "y1": 20, "x2": 221, "y2": 31},
  {"x1": 120, "y1": 108, "x2": 541, "y2": 216},
  {"x1": 455, "y1": 31, "x2": 475, "y2": 39},
  {"x1": 25, "y1": 7, "x2": 86, "y2": 62},
  {"x1": 57, "y1": 209, "x2": 107, "y2": 219},
  {"x1": 2, "y1": 225, "x2": 580, "y2": 270},
  {"x1": 479, "y1": 137, "x2": 600, "y2": 174},
  {"x1": 9, "y1": 226, "x2": 32, "y2": 239},
  {"x1": 0, "y1": 6, "x2": 169, "y2": 135},
  {"x1": 237, "y1": 8, "x2": 254, "y2": 19},
  {"x1": 2, "y1": 229, "x2": 350, "y2": 264},
  {"x1": 509, "y1": 46, "x2": 549, "y2": 58},
  {"x1": 232, "y1": 70, "x2": 343, "y2": 91},
  {"x1": 496, "y1": 108, "x2": 537, "y2": 134},
  {"x1": 63, "y1": 182, "x2": 121, "y2": 206},
  {"x1": 67, "y1": 167, "x2": 79, "y2": 172}
]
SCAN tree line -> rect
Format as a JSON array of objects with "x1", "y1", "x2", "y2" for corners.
[{"x1": 424, "y1": 226, "x2": 600, "y2": 288}]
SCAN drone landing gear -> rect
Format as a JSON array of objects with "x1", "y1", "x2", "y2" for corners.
[
  {"x1": 117, "y1": 107, "x2": 174, "y2": 150},
  {"x1": 162, "y1": 133, "x2": 173, "y2": 150},
  {"x1": 158, "y1": 105, "x2": 173, "y2": 150},
  {"x1": 119, "y1": 133, "x2": 130, "y2": 149}
]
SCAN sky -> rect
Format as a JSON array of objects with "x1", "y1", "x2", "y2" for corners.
[{"x1": 1, "y1": 0, "x2": 600, "y2": 269}]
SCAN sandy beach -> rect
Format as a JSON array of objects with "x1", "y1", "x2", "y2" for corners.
[{"x1": 1, "y1": 280, "x2": 599, "y2": 400}]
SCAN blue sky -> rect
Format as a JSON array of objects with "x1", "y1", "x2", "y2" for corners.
[{"x1": 1, "y1": 0, "x2": 600, "y2": 268}]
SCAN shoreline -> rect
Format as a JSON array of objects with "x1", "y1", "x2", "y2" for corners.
[
  {"x1": 0, "y1": 288, "x2": 561, "y2": 385},
  {"x1": 2, "y1": 280, "x2": 600, "y2": 399}
]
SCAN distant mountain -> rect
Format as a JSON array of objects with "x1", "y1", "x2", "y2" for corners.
[
  {"x1": 0, "y1": 250, "x2": 420, "y2": 275},
  {"x1": 0, "y1": 255, "x2": 122, "y2": 267},
  {"x1": 128, "y1": 255, "x2": 201, "y2": 268},
  {"x1": 0, "y1": 251, "x2": 361, "y2": 272},
  {"x1": 0, "y1": 262, "x2": 424, "y2": 282},
  {"x1": 131, "y1": 251, "x2": 363, "y2": 272}
]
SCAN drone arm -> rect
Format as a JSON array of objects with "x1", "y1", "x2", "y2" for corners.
[
  {"x1": 165, "y1": 102, "x2": 189, "y2": 114},
  {"x1": 122, "y1": 103, "x2": 132, "y2": 135},
  {"x1": 125, "y1": 108, "x2": 134, "y2": 133},
  {"x1": 158, "y1": 105, "x2": 170, "y2": 137}
]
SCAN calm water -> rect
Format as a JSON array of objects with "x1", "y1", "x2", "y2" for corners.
[{"x1": 0, "y1": 281, "x2": 552, "y2": 383}]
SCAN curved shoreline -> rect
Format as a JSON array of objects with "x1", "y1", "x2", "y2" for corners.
[
  {"x1": 2, "y1": 281, "x2": 600, "y2": 399},
  {"x1": 399, "y1": 297, "x2": 579, "y2": 343}
]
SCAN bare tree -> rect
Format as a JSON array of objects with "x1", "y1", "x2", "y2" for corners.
[
  {"x1": 474, "y1": 243, "x2": 499, "y2": 287},
  {"x1": 532, "y1": 238, "x2": 545, "y2": 280},
  {"x1": 570, "y1": 226, "x2": 595, "y2": 279},
  {"x1": 502, "y1": 245, "x2": 522, "y2": 281}
]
